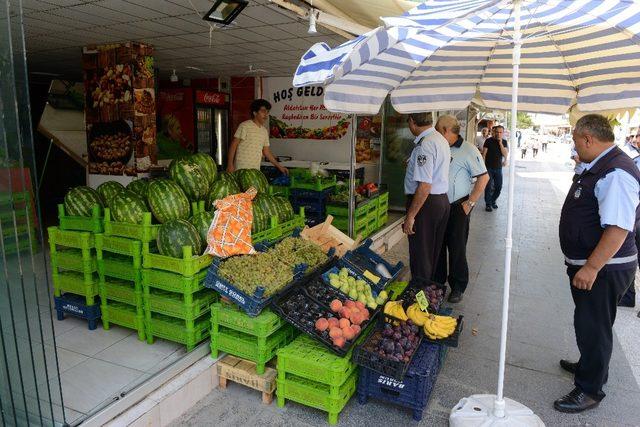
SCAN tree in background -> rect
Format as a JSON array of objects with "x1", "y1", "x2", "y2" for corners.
[{"x1": 517, "y1": 112, "x2": 534, "y2": 129}]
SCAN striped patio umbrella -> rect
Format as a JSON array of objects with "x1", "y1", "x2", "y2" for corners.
[{"x1": 294, "y1": 1, "x2": 640, "y2": 425}]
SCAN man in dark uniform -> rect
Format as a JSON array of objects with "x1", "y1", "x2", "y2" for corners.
[
  {"x1": 555, "y1": 114, "x2": 640, "y2": 413},
  {"x1": 402, "y1": 112, "x2": 451, "y2": 290}
]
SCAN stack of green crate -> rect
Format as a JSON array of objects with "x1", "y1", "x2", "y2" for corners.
[
  {"x1": 327, "y1": 195, "x2": 378, "y2": 239},
  {"x1": 142, "y1": 242, "x2": 215, "y2": 351},
  {"x1": 210, "y1": 302, "x2": 297, "y2": 374},
  {"x1": 48, "y1": 227, "x2": 99, "y2": 307},
  {"x1": 96, "y1": 233, "x2": 145, "y2": 340},
  {"x1": 0, "y1": 191, "x2": 38, "y2": 254},
  {"x1": 276, "y1": 335, "x2": 360, "y2": 425},
  {"x1": 377, "y1": 191, "x2": 389, "y2": 229}
]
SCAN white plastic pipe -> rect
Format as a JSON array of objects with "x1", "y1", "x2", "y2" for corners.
[{"x1": 494, "y1": 0, "x2": 521, "y2": 418}]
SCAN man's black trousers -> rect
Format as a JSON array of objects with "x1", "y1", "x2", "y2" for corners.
[
  {"x1": 619, "y1": 228, "x2": 638, "y2": 305},
  {"x1": 406, "y1": 194, "x2": 449, "y2": 289},
  {"x1": 434, "y1": 201, "x2": 470, "y2": 294},
  {"x1": 567, "y1": 266, "x2": 635, "y2": 399}
]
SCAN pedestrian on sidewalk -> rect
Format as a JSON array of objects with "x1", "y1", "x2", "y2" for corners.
[
  {"x1": 532, "y1": 138, "x2": 541, "y2": 158},
  {"x1": 402, "y1": 112, "x2": 451, "y2": 290},
  {"x1": 475, "y1": 127, "x2": 489, "y2": 152},
  {"x1": 520, "y1": 140, "x2": 528, "y2": 159},
  {"x1": 619, "y1": 131, "x2": 640, "y2": 309},
  {"x1": 542, "y1": 138, "x2": 549, "y2": 152},
  {"x1": 433, "y1": 115, "x2": 489, "y2": 303},
  {"x1": 482, "y1": 125, "x2": 509, "y2": 212},
  {"x1": 556, "y1": 114, "x2": 640, "y2": 414}
]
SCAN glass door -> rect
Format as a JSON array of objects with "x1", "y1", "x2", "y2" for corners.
[
  {"x1": 381, "y1": 100, "x2": 414, "y2": 210},
  {"x1": 196, "y1": 107, "x2": 213, "y2": 156},
  {"x1": 1, "y1": 1, "x2": 65, "y2": 425}
]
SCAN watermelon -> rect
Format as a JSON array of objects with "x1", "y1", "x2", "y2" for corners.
[
  {"x1": 147, "y1": 179, "x2": 190, "y2": 223},
  {"x1": 64, "y1": 186, "x2": 103, "y2": 217},
  {"x1": 157, "y1": 219, "x2": 202, "y2": 258},
  {"x1": 217, "y1": 171, "x2": 238, "y2": 186},
  {"x1": 189, "y1": 211, "x2": 214, "y2": 245},
  {"x1": 190, "y1": 153, "x2": 217, "y2": 188},
  {"x1": 111, "y1": 191, "x2": 147, "y2": 224},
  {"x1": 235, "y1": 169, "x2": 269, "y2": 194},
  {"x1": 273, "y1": 196, "x2": 295, "y2": 223},
  {"x1": 252, "y1": 201, "x2": 269, "y2": 233},
  {"x1": 206, "y1": 179, "x2": 241, "y2": 210},
  {"x1": 169, "y1": 158, "x2": 208, "y2": 201},
  {"x1": 126, "y1": 179, "x2": 150, "y2": 200},
  {"x1": 97, "y1": 181, "x2": 125, "y2": 207}
]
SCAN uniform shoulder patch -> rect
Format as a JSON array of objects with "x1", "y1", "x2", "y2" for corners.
[{"x1": 417, "y1": 154, "x2": 427, "y2": 166}]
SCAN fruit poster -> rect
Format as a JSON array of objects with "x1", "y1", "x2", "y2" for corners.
[{"x1": 83, "y1": 42, "x2": 156, "y2": 176}]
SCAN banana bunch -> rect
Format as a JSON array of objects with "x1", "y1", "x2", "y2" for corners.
[
  {"x1": 406, "y1": 303, "x2": 429, "y2": 326},
  {"x1": 383, "y1": 300, "x2": 407, "y2": 321},
  {"x1": 423, "y1": 314, "x2": 457, "y2": 340}
]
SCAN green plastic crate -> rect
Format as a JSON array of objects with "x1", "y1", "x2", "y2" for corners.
[
  {"x1": 211, "y1": 325, "x2": 296, "y2": 375},
  {"x1": 367, "y1": 216, "x2": 379, "y2": 235},
  {"x1": 0, "y1": 223, "x2": 33, "y2": 238},
  {"x1": 269, "y1": 185, "x2": 290, "y2": 198},
  {"x1": 253, "y1": 216, "x2": 281, "y2": 244},
  {"x1": 142, "y1": 242, "x2": 212, "y2": 276},
  {"x1": 211, "y1": 302, "x2": 286, "y2": 337},
  {"x1": 103, "y1": 208, "x2": 159, "y2": 242},
  {"x1": 190, "y1": 200, "x2": 206, "y2": 215},
  {"x1": 145, "y1": 288, "x2": 217, "y2": 320},
  {"x1": 0, "y1": 191, "x2": 30, "y2": 206},
  {"x1": 145, "y1": 312, "x2": 210, "y2": 351},
  {"x1": 96, "y1": 234, "x2": 142, "y2": 260},
  {"x1": 331, "y1": 214, "x2": 369, "y2": 233},
  {"x1": 142, "y1": 267, "x2": 207, "y2": 294},
  {"x1": 377, "y1": 213, "x2": 389, "y2": 229},
  {"x1": 276, "y1": 370, "x2": 358, "y2": 425},
  {"x1": 48, "y1": 226, "x2": 94, "y2": 251},
  {"x1": 100, "y1": 277, "x2": 142, "y2": 305},
  {"x1": 290, "y1": 174, "x2": 337, "y2": 191},
  {"x1": 51, "y1": 248, "x2": 97, "y2": 274},
  {"x1": 58, "y1": 204, "x2": 103, "y2": 233},
  {"x1": 101, "y1": 301, "x2": 145, "y2": 341},
  {"x1": 277, "y1": 335, "x2": 357, "y2": 387},
  {"x1": 98, "y1": 254, "x2": 142, "y2": 282},
  {"x1": 52, "y1": 270, "x2": 99, "y2": 305},
  {"x1": 326, "y1": 197, "x2": 375, "y2": 219},
  {"x1": 3, "y1": 235, "x2": 39, "y2": 255},
  {"x1": 377, "y1": 191, "x2": 389, "y2": 212},
  {"x1": 279, "y1": 208, "x2": 305, "y2": 237}
]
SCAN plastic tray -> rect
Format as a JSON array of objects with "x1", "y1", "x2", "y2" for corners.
[
  {"x1": 290, "y1": 174, "x2": 337, "y2": 192},
  {"x1": 145, "y1": 312, "x2": 210, "y2": 351},
  {"x1": 377, "y1": 214, "x2": 389, "y2": 229},
  {"x1": 326, "y1": 196, "x2": 376, "y2": 219},
  {"x1": 142, "y1": 242, "x2": 212, "y2": 277},
  {"x1": 96, "y1": 234, "x2": 143, "y2": 260},
  {"x1": 51, "y1": 248, "x2": 97, "y2": 274},
  {"x1": 103, "y1": 208, "x2": 159, "y2": 242},
  {"x1": 252, "y1": 216, "x2": 282, "y2": 244},
  {"x1": 98, "y1": 254, "x2": 143, "y2": 282},
  {"x1": 142, "y1": 267, "x2": 207, "y2": 294},
  {"x1": 55, "y1": 293, "x2": 101, "y2": 330},
  {"x1": 100, "y1": 277, "x2": 142, "y2": 306},
  {"x1": 342, "y1": 239, "x2": 404, "y2": 292},
  {"x1": 279, "y1": 208, "x2": 305, "y2": 237},
  {"x1": 320, "y1": 264, "x2": 388, "y2": 305},
  {"x1": 48, "y1": 226, "x2": 94, "y2": 251},
  {"x1": 352, "y1": 314, "x2": 423, "y2": 381},
  {"x1": 101, "y1": 301, "x2": 145, "y2": 341},
  {"x1": 145, "y1": 288, "x2": 217, "y2": 320},
  {"x1": 53, "y1": 271, "x2": 100, "y2": 305},
  {"x1": 276, "y1": 370, "x2": 357, "y2": 425},
  {"x1": 211, "y1": 302, "x2": 286, "y2": 337},
  {"x1": 58, "y1": 204, "x2": 103, "y2": 233}
]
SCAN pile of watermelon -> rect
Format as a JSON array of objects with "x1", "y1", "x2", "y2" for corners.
[{"x1": 62, "y1": 157, "x2": 296, "y2": 257}]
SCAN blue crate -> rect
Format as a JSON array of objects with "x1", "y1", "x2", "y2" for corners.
[
  {"x1": 342, "y1": 239, "x2": 404, "y2": 292},
  {"x1": 290, "y1": 198, "x2": 325, "y2": 216},
  {"x1": 54, "y1": 293, "x2": 101, "y2": 330},
  {"x1": 357, "y1": 341, "x2": 440, "y2": 421}
]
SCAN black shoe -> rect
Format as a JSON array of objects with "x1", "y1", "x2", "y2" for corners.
[
  {"x1": 448, "y1": 291, "x2": 463, "y2": 303},
  {"x1": 637, "y1": 311, "x2": 640, "y2": 318},
  {"x1": 618, "y1": 299, "x2": 636, "y2": 308},
  {"x1": 492, "y1": 203, "x2": 498, "y2": 209},
  {"x1": 559, "y1": 359, "x2": 578, "y2": 374},
  {"x1": 553, "y1": 388, "x2": 600, "y2": 413},
  {"x1": 485, "y1": 205, "x2": 493, "y2": 212}
]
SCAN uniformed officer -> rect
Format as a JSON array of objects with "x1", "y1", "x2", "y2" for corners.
[
  {"x1": 556, "y1": 114, "x2": 640, "y2": 413},
  {"x1": 402, "y1": 112, "x2": 451, "y2": 290},
  {"x1": 433, "y1": 115, "x2": 489, "y2": 303}
]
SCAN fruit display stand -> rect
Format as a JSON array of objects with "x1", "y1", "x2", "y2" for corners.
[
  {"x1": 326, "y1": 195, "x2": 377, "y2": 239},
  {"x1": 210, "y1": 302, "x2": 297, "y2": 375},
  {"x1": 299, "y1": 216, "x2": 359, "y2": 258},
  {"x1": 96, "y1": 233, "x2": 145, "y2": 341},
  {"x1": 48, "y1": 226, "x2": 101, "y2": 329}
]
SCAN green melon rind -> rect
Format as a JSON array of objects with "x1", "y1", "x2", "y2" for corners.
[
  {"x1": 157, "y1": 218, "x2": 202, "y2": 258},
  {"x1": 111, "y1": 191, "x2": 147, "y2": 224},
  {"x1": 64, "y1": 186, "x2": 104, "y2": 217},
  {"x1": 147, "y1": 179, "x2": 190, "y2": 224}
]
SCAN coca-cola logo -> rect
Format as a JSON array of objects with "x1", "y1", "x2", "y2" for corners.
[{"x1": 196, "y1": 91, "x2": 226, "y2": 106}]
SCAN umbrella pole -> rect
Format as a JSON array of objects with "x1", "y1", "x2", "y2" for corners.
[{"x1": 494, "y1": 0, "x2": 521, "y2": 418}]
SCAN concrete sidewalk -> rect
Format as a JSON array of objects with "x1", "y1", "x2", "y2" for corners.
[{"x1": 173, "y1": 144, "x2": 640, "y2": 427}]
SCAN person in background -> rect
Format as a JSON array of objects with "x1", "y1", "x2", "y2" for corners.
[
  {"x1": 482, "y1": 125, "x2": 509, "y2": 212},
  {"x1": 532, "y1": 137, "x2": 541, "y2": 158},
  {"x1": 434, "y1": 115, "x2": 489, "y2": 303},
  {"x1": 475, "y1": 127, "x2": 489, "y2": 152},
  {"x1": 402, "y1": 112, "x2": 451, "y2": 291},
  {"x1": 571, "y1": 144, "x2": 586, "y2": 180},
  {"x1": 556, "y1": 114, "x2": 640, "y2": 413},
  {"x1": 227, "y1": 99, "x2": 288, "y2": 175},
  {"x1": 542, "y1": 137, "x2": 550, "y2": 152},
  {"x1": 619, "y1": 131, "x2": 640, "y2": 310},
  {"x1": 520, "y1": 139, "x2": 529, "y2": 159}
]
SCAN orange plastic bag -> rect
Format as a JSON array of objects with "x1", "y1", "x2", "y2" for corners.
[{"x1": 205, "y1": 188, "x2": 256, "y2": 258}]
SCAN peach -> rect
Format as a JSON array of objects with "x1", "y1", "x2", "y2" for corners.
[
  {"x1": 355, "y1": 301, "x2": 365, "y2": 311},
  {"x1": 344, "y1": 300, "x2": 356, "y2": 309},
  {"x1": 330, "y1": 299, "x2": 342, "y2": 312},
  {"x1": 315, "y1": 318, "x2": 329, "y2": 332},
  {"x1": 351, "y1": 313, "x2": 364, "y2": 326},
  {"x1": 333, "y1": 337, "x2": 346, "y2": 348},
  {"x1": 351, "y1": 325, "x2": 361, "y2": 335},
  {"x1": 329, "y1": 327, "x2": 343, "y2": 339},
  {"x1": 339, "y1": 307, "x2": 351, "y2": 319},
  {"x1": 327, "y1": 317, "x2": 339, "y2": 328},
  {"x1": 343, "y1": 327, "x2": 356, "y2": 340},
  {"x1": 339, "y1": 318, "x2": 351, "y2": 329}
]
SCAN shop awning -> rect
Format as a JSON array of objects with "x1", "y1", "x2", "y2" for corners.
[{"x1": 37, "y1": 104, "x2": 87, "y2": 168}]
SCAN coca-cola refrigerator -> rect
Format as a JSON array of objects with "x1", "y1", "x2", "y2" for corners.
[{"x1": 195, "y1": 90, "x2": 229, "y2": 166}]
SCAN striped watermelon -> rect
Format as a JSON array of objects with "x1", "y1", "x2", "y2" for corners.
[
  {"x1": 190, "y1": 153, "x2": 217, "y2": 188},
  {"x1": 254, "y1": 195, "x2": 279, "y2": 225},
  {"x1": 111, "y1": 191, "x2": 147, "y2": 224},
  {"x1": 206, "y1": 179, "x2": 241, "y2": 210},
  {"x1": 97, "y1": 181, "x2": 125, "y2": 207},
  {"x1": 157, "y1": 219, "x2": 202, "y2": 258},
  {"x1": 169, "y1": 158, "x2": 208, "y2": 201},
  {"x1": 64, "y1": 186, "x2": 103, "y2": 217},
  {"x1": 147, "y1": 179, "x2": 190, "y2": 223},
  {"x1": 217, "y1": 171, "x2": 238, "y2": 186},
  {"x1": 126, "y1": 179, "x2": 150, "y2": 200},
  {"x1": 189, "y1": 211, "x2": 214, "y2": 245},
  {"x1": 235, "y1": 169, "x2": 269, "y2": 194},
  {"x1": 252, "y1": 201, "x2": 269, "y2": 233},
  {"x1": 273, "y1": 196, "x2": 295, "y2": 223}
]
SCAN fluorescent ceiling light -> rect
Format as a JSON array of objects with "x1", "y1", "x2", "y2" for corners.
[{"x1": 203, "y1": 0, "x2": 248, "y2": 25}]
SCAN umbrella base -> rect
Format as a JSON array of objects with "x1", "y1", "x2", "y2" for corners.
[{"x1": 450, "y1": 394, "x2": 544, "y2": 427}]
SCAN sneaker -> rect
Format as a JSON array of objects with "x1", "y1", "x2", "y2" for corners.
[
  {"x1": 492, "y1": 203, "x2": 498, "y2": 209},
  {"x1": 448, "y1": 291, "x2": 463, "y2": 303},
  {"x1": 485, "y1": 205, "x2": 493, "y2": 212}
]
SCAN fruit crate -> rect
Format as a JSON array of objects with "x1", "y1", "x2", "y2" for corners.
[
  {"x1": 48, "y1": 226, "x2": 94, "y2": 252},
  {"x1": 53, "y1": 270, "x2": 100, "y2": 306},
  {"x1": 422, "y1": 315, "x2": 464, "y2": 348},
  {"x1": 212, "y1": 302, "x2": 287, "y2": 338},
  {"x1": 356, "y1": 341, "x2": 439, "y2": 421},
  {"x1": 101, "y1": 300, "x2": 145, "y2": 341},
  {"x1": 342, "y1": 239, "x2": 404, "y2": 292},
  {"x1": 377, "y1": 191, "x2": 389, "y2": 214},
  {"x1": 96, "y1": 234, "x2": 143, "y2": 261},
  {"x1": 290, "y1": 199, "x2": 324, "y2": 218},
  {"x1": 330, "y1": 213, "x2": 369, "y2": 235},
  {"x1": 277, "y1": 370, "x2": 357, "y2": 425},
  {"x1": 211, "y1": 324, "x2": 296, "y2": 375},
  {"x1": 0, "y1": 190, "x2": 31, "y2": 206},
  {"x1": 100, "y1": 276, "x2": 142, "y2": 305},
  {"x1": 252, "y1": 216, "x2": 281, "y2": 244},
  {"x1": 142, "y1": 242, "x2": 212, "y2": 277},
  {"x1": 55, "y1": 293, "x2": 101, "y2": 330},
  {"x1": 57, "y1": 204, "x2": 103, "y2": 233},
  {"x1": 103, "y1": 208, "x2": 159, "y2": 243},
  {"x1": 51, "y1": 248, "x2": 97, "y2": 275},
  {"x1": 377, "y1": 213, "x2": 389, "y2": 229},
  {"x1": 366, "y1": 216, "x2": 379, "y2": 236},
  {"x1": 3, "y1": 234, "x2": 39, "y2": 255},
  {"x1": 326, "y1": 195, "x2": 376, "y2": 219},
  {"x1": 278, "y1": 208, "x2": 305, "y2": 237},
  {"x1": 98, "y1": 254, "x2": 143, "y2": 283},
  {"x1": 145, "y1": 311, "x2": 210, "y2": 351},
  {"x1": 352, "y1": 313, "x2": 423, "y2": 381},
  {"x1": 142, "y1": 267, "x2": 207, "y2": 294},
  {"x1": 290, "y1": 174, "x2": 337, "y2": 192},
  {"x1": 145, "y1": 287, "x2": 217, "y2": 320},
  {"x1": 0, "y1": 222, "x2": 33, "y2": 238},
  {"x1": 319, "y1": 265, "x2": 389, "y2": 310}
]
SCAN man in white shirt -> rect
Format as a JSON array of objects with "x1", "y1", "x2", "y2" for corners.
[{"x1": 475, "y1": 127, "x2": 489, "y2": 152}]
